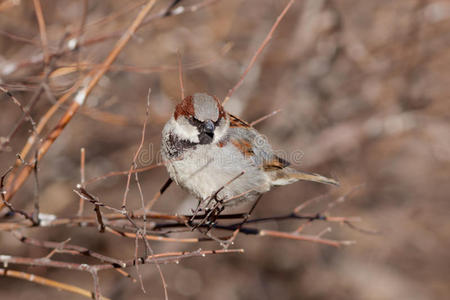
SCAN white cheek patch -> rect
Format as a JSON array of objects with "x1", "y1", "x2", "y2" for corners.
[
  {"x1": 213, "y1": 116, "x2": 230, "y2": 143},
  {"x1": 171, "y1": 117, "x2": 200, "y2": 143}
]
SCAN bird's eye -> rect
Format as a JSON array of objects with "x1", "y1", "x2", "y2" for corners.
[
  {"x1": 214, "y1": 116, "x2": 222, "y2": 126},
  {"x1": 188, "y1": 116, "x2": 202, "y2": 127}
]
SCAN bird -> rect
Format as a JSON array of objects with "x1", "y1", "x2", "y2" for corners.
[{"x1": 161, "y1": 93, "x2": 338, "y2": 209}]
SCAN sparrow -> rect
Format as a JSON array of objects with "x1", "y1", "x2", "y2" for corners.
[{"x1": 161, "y1": 93, "x2": 338, "y2": 208}]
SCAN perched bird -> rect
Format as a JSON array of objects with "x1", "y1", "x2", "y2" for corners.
[{"x1": 161, "y1": 93, "x2": 338, "y2": 208}]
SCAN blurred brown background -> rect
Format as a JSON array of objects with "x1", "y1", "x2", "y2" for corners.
[{"x1": 1, "y1": 0, "x2": 449, "y2": 299}]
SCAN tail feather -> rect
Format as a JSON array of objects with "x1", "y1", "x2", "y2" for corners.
[
  {"x1": 271, "y1": 168, "x2": 339, "y2": 187},
  {"x1": 290, "y1": 171, "x2": 339, "y2": 186}
]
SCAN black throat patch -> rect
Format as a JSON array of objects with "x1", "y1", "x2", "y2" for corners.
[
  {"x1": 166, "y1": 133, "x2": 197, "y2": 158},
  {"x1": 198, "y1": 132, "x2": 214, "y2": 144}
]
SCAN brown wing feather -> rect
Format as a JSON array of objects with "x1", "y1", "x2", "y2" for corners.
[
  {"x1": 262, "y1": 155, "x2": 291, "y2": 171},
  {"x1": 228, "y1": 113, "x2": 250, "y2": 128},
  {"x1": 226, "y1": 113, "x2": 338, "y2": 186},
  {"x1": 230, "y1": 138, "x2": 254, "y2": 157}
]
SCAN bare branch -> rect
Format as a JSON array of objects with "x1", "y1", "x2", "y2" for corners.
[{"x1": 223, "y1": 0, "x2": 296, "y2": 105}]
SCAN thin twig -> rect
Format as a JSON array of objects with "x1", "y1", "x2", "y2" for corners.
[
  {"x1": 31, "y1": 151, "x2": 40, "y2": 224},
  {"x1": 78, "y1": 148, "x2": 86, "y2": 216},
  {"x1": 1, "y1": 168, "x2": 36, "y2": 224},
  {"x1": 250, "y1": 109, "x2": 282, "y2": 126},
  {"x1": 120, "y1": 88, "x2": 169, "y2": 299},
  {"x1": 144, "y1": 178, "x2": 172, "y2": 211},
  {"x1": 177, "y1": 50, "x2": 185, "y2": 99},
  {"x1": 259, "y1": 230, "x2": 353, "y2": 247},
  {"x1": 86, "y1": 162, "x2": 165, "y2": 186},
  {"x1": 13, "y1": 77, "x2": 82, "y2": 170},
  {"x1": 9, "y1": 0, "x2": 221, "y2": 71},
  {"x1": 12, "y1": 231, "x2": 125, "y2": 266},
  {"x1": 74, "y1": 186, "x2": 107, "y2": 232},
  {"x1": 32, "y1": 0, "x2": 50, "y2": 64},
  {"x1": 222, "y1": 0, "x2": 295, "y2": 105},
  {"x1": 0, "y1": 86, "x2": 37, "y2": 132},
  {"x1": 0, "y1": 268, "x2": 111, "y2": 300},
  {"x1": 121, "y1": 88, "x2": 152, "y2": 209},
  {"x1": 1, "y1": 0, "x2": 158, "y2": 207}
]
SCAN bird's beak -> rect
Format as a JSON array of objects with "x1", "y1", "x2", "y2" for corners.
[{"x1": 204, "y1": 119, "x2": 215, "y2": 134}]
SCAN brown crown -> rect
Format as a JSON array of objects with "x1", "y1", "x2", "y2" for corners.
[{"x1": 174, "y1": 94, "x2": 226, "y2": 121}]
